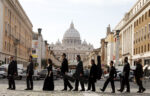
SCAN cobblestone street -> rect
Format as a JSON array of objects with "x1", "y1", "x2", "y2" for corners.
[{"x1": 0, "y1": 79, "x2": 150, "y2": 96}]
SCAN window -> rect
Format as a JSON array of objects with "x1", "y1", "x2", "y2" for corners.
[
  {"x1": 149, "y1": 9, "x2": 150, "y2": 17},
  {"x1": 145, "y1": 12, "x2": 147, "y2": 19},
  {"x1": 139, "y1": 17, "x2": 141, "y2": 24},
  {"x1": 148, "y1": 44, "x2": 150, "y2": 51},
  {"x1": 145, "y1": 25, "x2": 147, "y2": 39},
  {"x1": 141, "y1": 46, "x2": 143, "y2": 53},
  {"x1": 145, "y1": 45, "x2": 146, "y2": 52},
  {"x1": 142, "y1": 15, "x2": 144, "y2": 22},
  {"x1": 149, "y1": 24, "x2": 150, "y2": 33}
]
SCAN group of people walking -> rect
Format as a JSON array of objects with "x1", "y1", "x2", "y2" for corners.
[{"x1": 7, "y1": 54, "x2": 146, "y2": 94}]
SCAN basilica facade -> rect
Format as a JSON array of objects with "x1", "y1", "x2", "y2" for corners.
[{"x1": 49, "y1": 22, "x2": 93, "y2": 65}]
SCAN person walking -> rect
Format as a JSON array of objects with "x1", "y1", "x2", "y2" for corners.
[
  {"x1": 87, "y1": 59, "x2": 97, "y2": 92},
  {"x1": 7, "y1": 56, "x2": 17, "y2": 90},
  {"x1": 61, "y1": 53, "x2": 73, "y2": 91},
  {"x1": 25, "y1": 56, "x2": 34, "y2": 90},
  {"x1": 43, "y1": 59, "x2": 54, "y2": 91},
  {"x1": 73, "y1": 55, "x2": 85, "y2": 91},
  {"x1": 118, "y1": 57, "x2": 130, "y2": 93},
  {"x1": 100, "y1": 61, "x2": 117, "y2": 93},
  {"x1": 135, "y1": 59, "x2": 146, "y2": 93}
]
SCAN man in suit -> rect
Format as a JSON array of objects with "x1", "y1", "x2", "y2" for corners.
[
  {"x1": 25, "y1": 56, "x2": 34, "y2": 90},
  {"x1": 87, "y1": 59, "x2": 97, "y2": 92},
  {"x1": 135, "y1": 59, "x2": 146, "y2": 93},
  {"x1": 61, "y1": 53, "x2": 73, "y2": 91},
  {"x1": 101, "y1": 61, "x2": 117, "y2": 93},
  {"x1": 7, "y1": 56, "x2": 18, "y2": 90},
  {"x1": 73, "y1": 55, "x2": 85, "y2": 91},
  {"x1": 118, "y1": 57, "x2": 130, "y2": 93}
]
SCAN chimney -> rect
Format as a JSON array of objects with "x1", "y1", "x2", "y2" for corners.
[{"x1": 38, "y1": 28, "x2": 42, "y2": 35}]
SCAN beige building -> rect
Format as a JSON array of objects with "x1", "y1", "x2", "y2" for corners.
[
  {"x1": 114, "y1": 0, "x2": 150, "y2": 66},
  {"x1": 133, "y1": 0, "x2": 150, "y2": 65},
  {"x1": 0, "y1": 0, "x2": 33, "y2": 66}
]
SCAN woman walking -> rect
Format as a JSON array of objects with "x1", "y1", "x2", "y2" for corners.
[{"x1": 43, "y1": 59, "x2": 54, "y2": 91}]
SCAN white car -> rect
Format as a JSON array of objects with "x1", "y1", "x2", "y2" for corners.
[{"x1": 0, "y1": 67, "x2": 7, "y2": 78}]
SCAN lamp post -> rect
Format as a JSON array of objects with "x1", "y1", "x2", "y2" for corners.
[
  {"x1": 14, "y1": 38, "x2": 20, "y2": 63},
  {"x1": 115, "y1": 30, "x2": 120, "y2": 66}
]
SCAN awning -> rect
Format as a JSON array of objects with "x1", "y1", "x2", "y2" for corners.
[{"x1": 32, "y1": 54, "x2": 38, "y2": 58}]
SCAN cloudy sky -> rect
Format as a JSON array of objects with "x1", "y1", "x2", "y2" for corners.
[{"x1": 19, "y1": 0, "x2": 137, "y2": 48}]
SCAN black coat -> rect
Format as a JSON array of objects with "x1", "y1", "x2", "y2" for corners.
[
  {"x1": 8, "y1": 60, "x2": 18, "y2": 76},
  {"x1": 27, "y1": 61, "x2": 34, "y2": 76},
  {"x1": 123, "y1": 62, "x2": 130, "y2": 78},
  {"x1": 89, "y1": 64, "x2": 97, "y2": 82},
  {"x1": 75, "y1": 61, "x2": 84, "y2": 78},
  {"x1": 109, "y1": 66, "x2": 117, "y2": 79},
  {"x1": 61, "y1": 58, "x2": 68, "y2": 74},
  {"x1": 135, "y1": 63, "x2": 143, "y2": 78}
]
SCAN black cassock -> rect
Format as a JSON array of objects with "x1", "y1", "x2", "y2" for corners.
[
  {"x1": 8, "y1": 60, "x2": 17, "y2": 89},
  {"x1": 43, "y1": 65, "x2": 54, "y2": 91}
]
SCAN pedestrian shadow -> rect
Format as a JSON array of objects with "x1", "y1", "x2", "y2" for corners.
[
  {"x1": 94, "y1": 91, "x2": 150, "y2": 96},
  {"x1": 9, "y1": 90, "x2": 150, "y2": 96},
  {"x1": 14, "y1": 90, "x2": 82, "y2": 93}
]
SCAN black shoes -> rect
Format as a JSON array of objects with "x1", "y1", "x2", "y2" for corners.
[
  {"x1": 92, "y1": 90, "x2": 96, "y2": 92},
  {"x1": 69, "y1": 87, "x2": 73, "y2": 91},
  {"x1": 61, "y1": 89, "x2": 67, "y2": 91},
  {"x1": 111, "y1": 91, "x2": 115, "y2": 93},
  {"x1": 25, "y1": 88, "x2": 33, "y2": 90},
  {"x1": 7, "y1": 88, "x2": 15, "y2": 90},
  {"x1": 117, "y1": 89, "x2": 123, "y2": 93},
  {"x1": 142, "y1": 88, "x2": 146, "y2": 93},
  {"x1": 137, "y1": 88, "x2": 146, "y2": 93},
  {"x1": 80, "y1": 89, "x2": 85, "y2": 91},
  {"x1": 100, "y1": 89, "x2": 104, "y2": 92},
  {"x1": 73, "y1": 89, "x2": 78, "y2": 91}
]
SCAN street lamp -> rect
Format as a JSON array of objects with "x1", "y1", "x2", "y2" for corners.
[
  {"x1": 115, "y1": 30, "x2": 120, "y2": 66},
  {"x1": 14, "y1": 38, "x2": 20, "y2": 62}
]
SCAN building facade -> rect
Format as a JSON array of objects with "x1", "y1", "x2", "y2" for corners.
[
  {"x1": 0, "y1": 0, "x2": 33, "y2": 66},
  {"x1": 114, "y1": 0, "x2": 150, "y2": 66},
  {"x1": 133, "y1": 0, "x2": 150, "y2": 65},
  {"x1": 50, "y1": 22, "x2": 93, "y2": 66}
]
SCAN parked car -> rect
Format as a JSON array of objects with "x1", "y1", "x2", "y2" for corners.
[
  {"x1": 19, "y1": 70, "x2": 40, "y2": 80},
  {"x1": 38, "y1": 69, "x2": 47, "y2": 79},
  {"x1": 104, "y1": 70, "x2": 134, "y2": 82},
  {"x1": 33, "y1": 70, "x2": 40, "y2": 80},
  {"x1": 0, "y1": 67, "x2": 7, "y2": 78},
  {"x1": 53, "y1": 69, "x2": 58, "y2": 80}
]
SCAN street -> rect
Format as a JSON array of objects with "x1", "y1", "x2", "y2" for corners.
[{"x1": 0, "y1": 79, "x2": 150, "y2": 96}]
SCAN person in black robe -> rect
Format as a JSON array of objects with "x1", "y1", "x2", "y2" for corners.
[
  {"x1": 61, "y1": 53, "x2": 73, "y2": 91},
  {"x1": 43, "y1": 59, "x2": 54, "y2": 91},
  {"x1": 87, "y1": 59, "x2": 97, "y2": 92},
  {"x1": 100, "y1": 61, "x2": 117, "y2": 93},
  {"x1": 118, "y1": 57, "x2": 130, "y2": 93},
  {"x1": 135, "y1": 59, "x2": 146, "y2": 93},
  {"x1": 7, "y1": 56, "x2": 17, "y2": 90},
  {"x1": 73, "y1": 55, "x2": 85, "y2": 91},
  {"x1": 25, "y1": 56, "x2": 34, "y2": 90}
]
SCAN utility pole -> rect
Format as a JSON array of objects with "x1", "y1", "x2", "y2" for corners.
[{"x1": 115, "y1": 30, "x2": 120, "y2": 67}]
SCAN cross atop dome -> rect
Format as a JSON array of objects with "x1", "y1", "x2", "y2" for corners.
[{"x1": 70, "y1": 21, "x2": 74, "y2": 29}]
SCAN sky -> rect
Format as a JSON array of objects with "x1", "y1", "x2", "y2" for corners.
[{"x1": 18, "y1": 0, "x2": 137, "y2": 48}]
